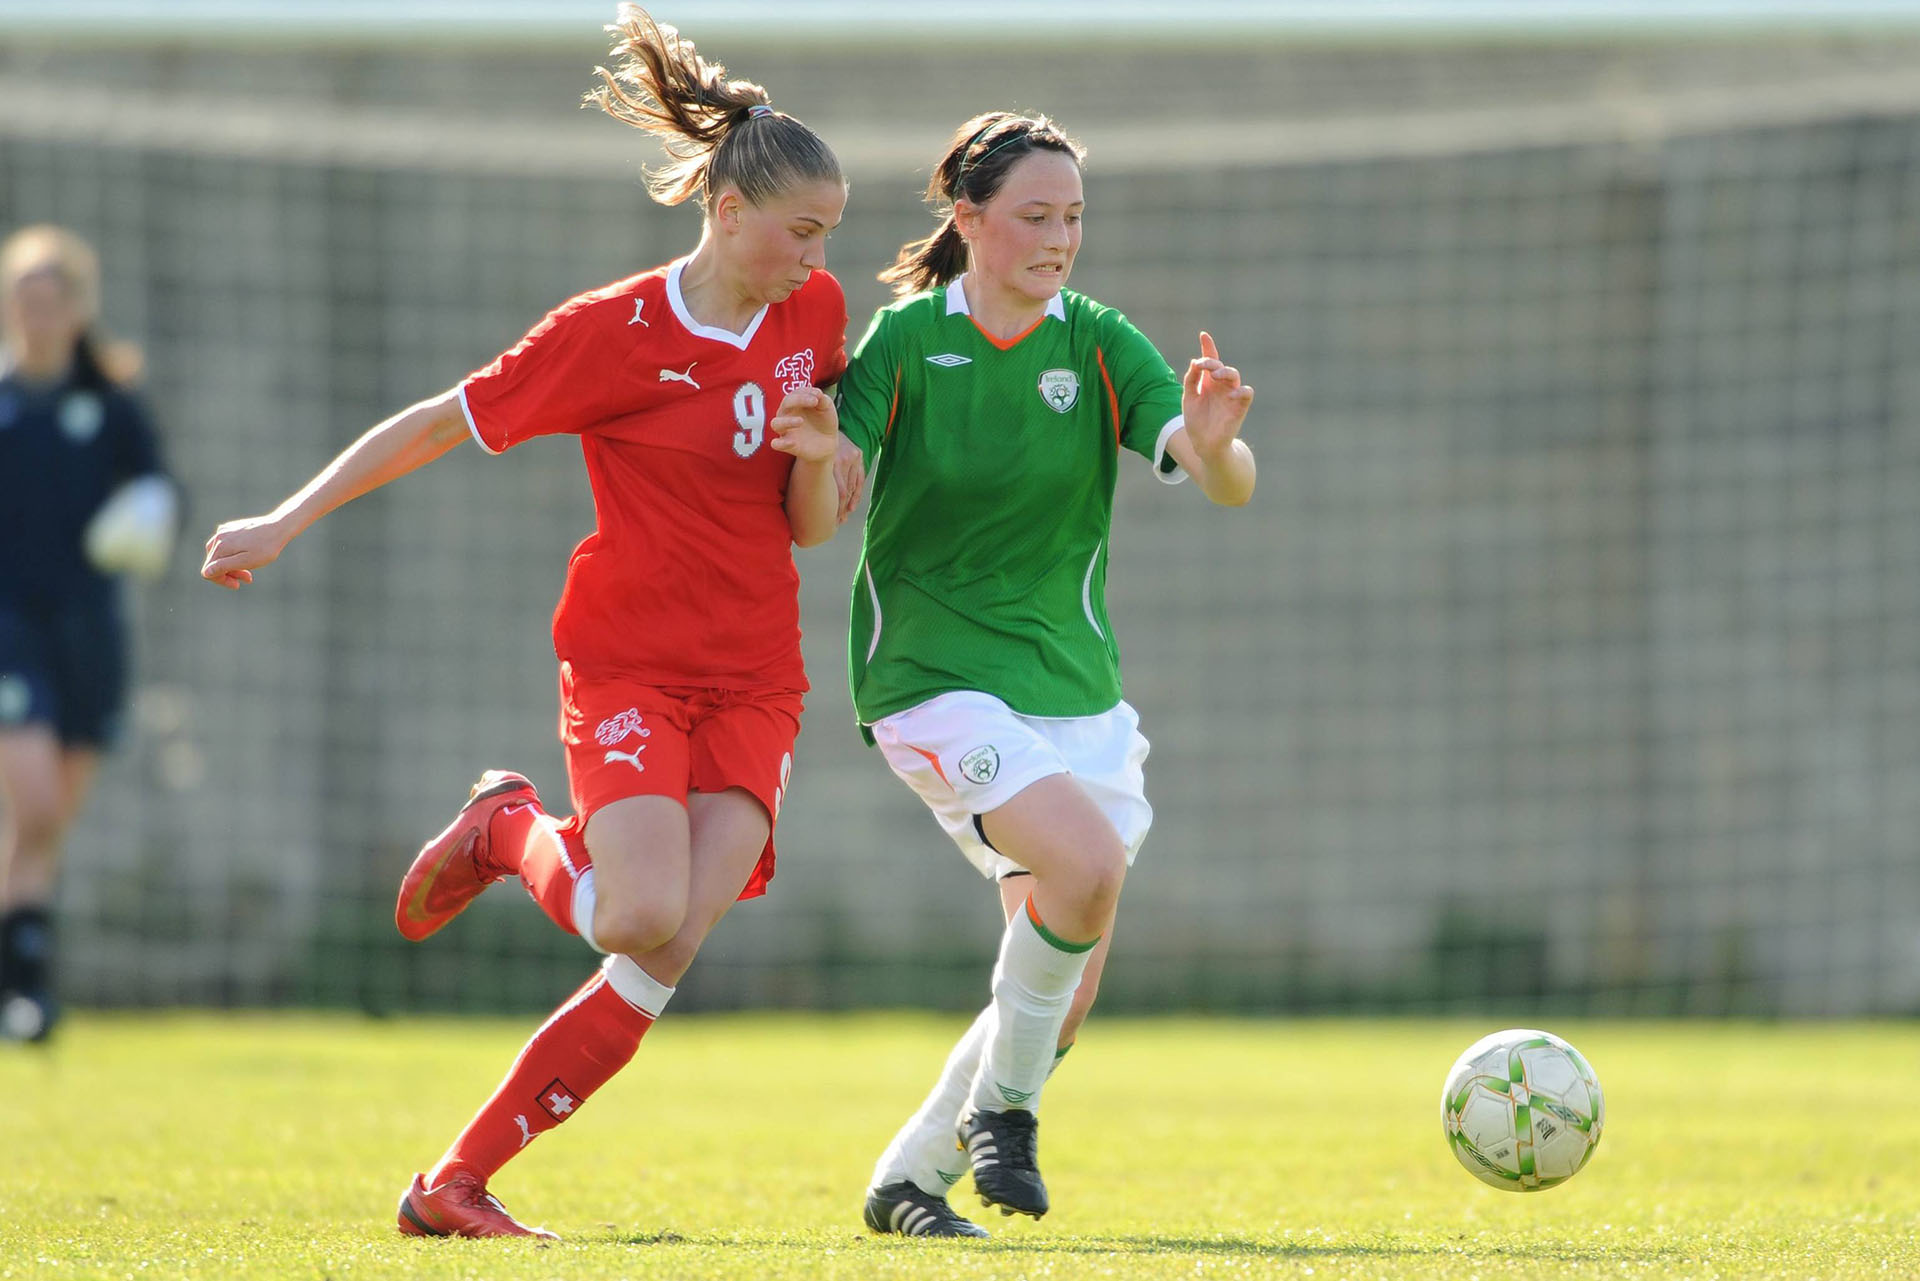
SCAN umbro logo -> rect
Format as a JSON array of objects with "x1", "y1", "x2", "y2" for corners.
[{"x1": 926, "y1": 353, "x2": 972, "y2": 367}]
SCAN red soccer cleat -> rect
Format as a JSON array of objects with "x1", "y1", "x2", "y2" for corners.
[
  {"x1": 394, "y1": 770, "x2": 539, "y2": 942},
  {"x1": 396, "y1": 1171, "x2": 559, "y2": 1241}
]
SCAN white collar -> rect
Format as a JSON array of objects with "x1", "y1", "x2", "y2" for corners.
[
  {"x1": 945, "y1": 274, "x2": 1067, "y2": 323},
  {"x1": 666, "y1": 257, "x2": 770, "y2": 350}
]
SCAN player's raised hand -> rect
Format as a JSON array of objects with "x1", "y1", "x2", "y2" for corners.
[
  {"x1": 770, "y1": 386, "x2": 840, "y2": 465},
  {"x1": 1180, "y1": 331, "x2": 1255, "y2": 460},
  {"x1": 200, "y1": 514, "x2": 292, "y2": 590}
]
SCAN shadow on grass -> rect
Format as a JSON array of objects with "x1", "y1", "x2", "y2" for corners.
[{"x1": 611, "y1": 1230, "x2": 1683, "y2": 1264}]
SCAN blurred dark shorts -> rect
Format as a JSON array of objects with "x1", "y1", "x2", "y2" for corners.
[{"x1": 0, "y1": 593, "x2": 128, "y2": 749}]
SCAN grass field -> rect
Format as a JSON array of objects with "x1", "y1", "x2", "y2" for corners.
[{"x1": 3, "y1": 1014, "x2": 1916, "y2": 1280}]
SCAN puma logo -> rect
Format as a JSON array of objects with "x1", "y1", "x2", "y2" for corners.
[
  {"x1": 628, "y1": 298, "x2": 650, "y2": 327},
  {"x1": 514, "y1": 1114, "x2": 535, "y2": 1148},
  {"x1": 658, "y1": 362, "x2": 699, "y2": 389},
  {"x1": 603, "y1": 746, "x2": 647, "y2": 773}
]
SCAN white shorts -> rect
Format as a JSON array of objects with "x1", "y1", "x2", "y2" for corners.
[{"x1": 871, "y1": 690, "x2": 1153, "y2": 881}]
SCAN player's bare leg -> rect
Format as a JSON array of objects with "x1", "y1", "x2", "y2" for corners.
[
  {"x1": 579, "y1": 795, "x2": 692, "y2": 956},
  {"x1": 620, "y1": 788, "x2": 769, "y2": 985},
  {"x1": 0, "y1": 730, "x2": 96, "y2": 1042}
]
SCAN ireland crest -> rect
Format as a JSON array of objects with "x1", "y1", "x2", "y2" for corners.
[
  {"x1": 959, "y1": 745, "x2": 1001, "y2": 785},
  {"x1": 1038, "y1": 369, "x2": 1079, "y2": 413}
]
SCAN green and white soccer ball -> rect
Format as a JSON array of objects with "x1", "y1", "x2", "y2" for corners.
[{"x1": 1441, "y1": 1028, "x2": 1604, "y2": 1191}]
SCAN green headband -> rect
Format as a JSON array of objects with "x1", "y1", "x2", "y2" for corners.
[{"x1": 959, "y1": 125, "x2": 1031, "y2": 181}]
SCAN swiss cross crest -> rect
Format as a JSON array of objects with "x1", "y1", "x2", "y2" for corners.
[
  {"x1": 1038, "y1": 369, "x2": 1079, "y2": 413},
  {"x1": 595, "y1": 708, "x2": 651, "y2": 746},
  {"x1": 775, "y1": 348, "x2": 816, "y2": 395},
  {"x1": 537, "y1": 1078, "x2": 578, "y2": 1121}
]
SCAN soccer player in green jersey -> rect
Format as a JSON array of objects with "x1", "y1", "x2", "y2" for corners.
[{"x1": 837, "y1": 112, "x2": 1257, "y2": 1237}]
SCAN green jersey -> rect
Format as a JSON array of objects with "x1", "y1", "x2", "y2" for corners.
[{"x1": 839, "y1": 278, "x2": 1186, "y2": 728}]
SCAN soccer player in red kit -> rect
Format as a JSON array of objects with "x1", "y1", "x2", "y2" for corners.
[{"x1": 201, "y1": 6, "x2": 847, "y2": 1239}]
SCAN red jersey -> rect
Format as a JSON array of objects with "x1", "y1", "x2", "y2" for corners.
[{"x1": 460, "y1": 259, "x2": 848, "y2": 692}]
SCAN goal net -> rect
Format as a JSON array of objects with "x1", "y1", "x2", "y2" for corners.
[{"x1": 5, "y1": 10, "x2": 1917, "y2": 1016}]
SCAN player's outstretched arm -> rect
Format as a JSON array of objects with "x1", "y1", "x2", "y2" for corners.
[
  {"x1": 772, "y1": 386, "x2": 843, "y2": 548},
  {"x1": 1166, "y1": 331, "x2": 1256, "y2": 507},
  {"x1": 200, "y1": 388, "x2": 470, "y2": 589}
]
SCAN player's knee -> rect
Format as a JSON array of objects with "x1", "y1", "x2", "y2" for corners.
[
  {"x1": 1073, "y1": 837, "x2": 1127, "y2": 917},
  {"x1": 635, "y1": 926, "x2": 705, "y2": 987},
  {"x1": 591, "y1": 895, "x2": 686, "y2": 957}
]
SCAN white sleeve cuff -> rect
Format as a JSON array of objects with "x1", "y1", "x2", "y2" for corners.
[
  {"x1": 458, "y1": 382, "x2": 501, "y2": 456},
  {"x1": 1151, "y1": 415, "x2": 1189, "y2": 485}
]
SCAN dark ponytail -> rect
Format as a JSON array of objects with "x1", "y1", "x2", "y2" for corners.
[
  {"x1": 587, "y1": 3, "x2": 840, "y2": 210},
  {"x1": 881, "y1": 111, "x2": 1085, "y2": 297}
]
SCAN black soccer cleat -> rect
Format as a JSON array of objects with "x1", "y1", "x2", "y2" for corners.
[
  {"x1": 864, "y1": 1180, "x2": 991, "y2": 1238},
  {"x1": 961, "y1": 1109, "x2": 1048, "y2": 1218}
]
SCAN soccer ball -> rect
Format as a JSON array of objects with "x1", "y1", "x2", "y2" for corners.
[{"x1": 1441, "y1": 1028, "x2": 1603, "y2": 1192}]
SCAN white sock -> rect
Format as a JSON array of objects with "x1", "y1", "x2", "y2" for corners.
[
  {"x1": 601, "y1": 952, "x2": 675, "y2": 1018},
  {"x1": 967, "y1": 900, "x2": 1096, "y2": 1116},
  {"x1": 870, "y1": 1009, "x2": 991, "y2": 1198},
  {"x1": 571, "y1": 867, "x2": 602, "y2": 953}
]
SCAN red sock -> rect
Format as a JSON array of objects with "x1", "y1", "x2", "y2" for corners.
[
  {"x1": 490, "y1": 803, "x2": 592, "y2": 937},
  {"x1": 428, "y1": 968, "x2": 652, "y2": 1187}
]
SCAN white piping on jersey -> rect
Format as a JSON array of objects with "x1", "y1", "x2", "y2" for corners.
[
  {"x1": 1081, "y1": 540, "x2": 1107, "y2": 643},
  {"x1": 456, "y1": 382, "x2": 502, "y2": 456},
  {"x1": 666, "y1": 257, "x2": 769, "y2": 350},
  {"x1": 944, "y1": 273, "x2": 1067, "y2": 323},
  {"x1": 1152, "y1": 414, "x2": 1190, "y2": 485},
  {"x1": 864, "y1": 562, "x2": 884, "y2": 663}
]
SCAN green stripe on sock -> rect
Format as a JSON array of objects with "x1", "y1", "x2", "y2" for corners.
[{"x1": 1024, "y1": 897, "x2": 1099, "y2": 954}]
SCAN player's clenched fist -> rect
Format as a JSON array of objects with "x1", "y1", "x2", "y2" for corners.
[
  {"x1": 201, "y1": 514, "x2": 290, "y2": 589},
  {"x1": 769, "y1": 385, "x2": 840, "y2": 464}
]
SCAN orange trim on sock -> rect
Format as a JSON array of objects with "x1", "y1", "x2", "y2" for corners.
[{"x1": 1024, "y1": 894, "x2": 1100, "y2": 954}]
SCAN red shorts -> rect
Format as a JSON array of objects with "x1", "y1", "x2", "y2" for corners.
[{"x1": 558, "y1": 664, "x2": 804, "y2": 901}]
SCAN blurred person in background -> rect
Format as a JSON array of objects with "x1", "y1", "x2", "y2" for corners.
[
  {"x1": 0, "y1": 224, "x2": 178, "y2": 1045},
  {"x1": 200, "y1": 4, "x2": 846, "y2": 1242},
  {"x1": 834, "y1": 112, "x2": 1257, "y2": 1237}
]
